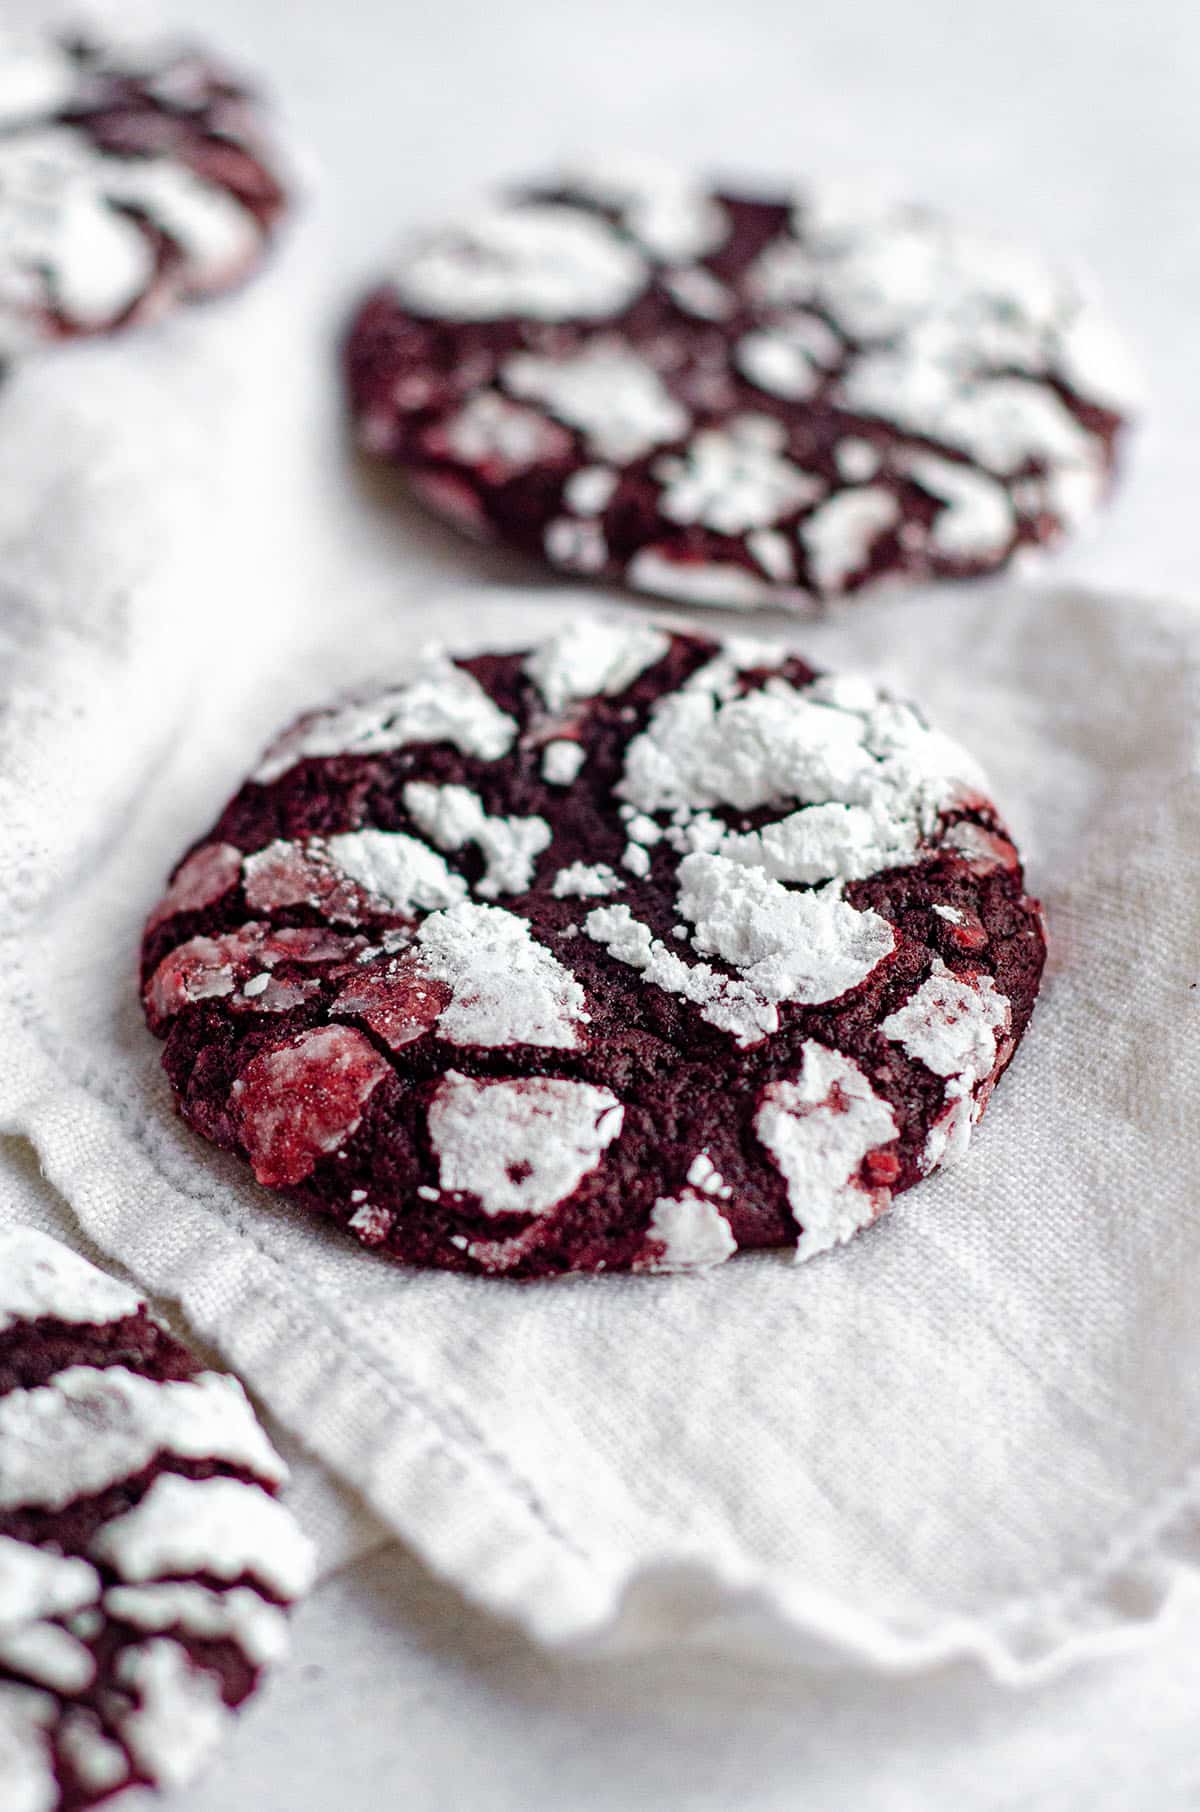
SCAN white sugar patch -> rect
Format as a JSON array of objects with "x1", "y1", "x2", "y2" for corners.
[
  {"x1": 625, "y1": 550, "x2": 780, "y2": 610},
  {"x1": 0, "y1": 1226, "x2": 140, "y2": 1335},
  {"x1": 654, "y1": 416, "x2": 824, "y2": 535},
  {"x1": 0, "y1": 1367, "x2": 285, "y2": 1513},
  {"x1": 881, "y1": 958, "x2": 1011, "y2": 1169},
  {"x1": 325, "y1": 828, "x2": 468, "y2": 912},
  {"x1": 428, "y1": 1073, "x2": 623, "y2": 1216},
  {"x1": 0, "y1": 32, "x2": 77, "y2": 127},
  {"x1": 0, "y1": 1682, "x2": 57, "y2": 1812},
  {"x1": 801, "y1": 485, "x2": 900, "y2": 592},
  {"x1": 0, "y1": 1537, "x2": 99, "y2": 1631},
  {"x1": 0, "y1": 1537, "x2": 101, "y2": 1693},
  {"x1": 254, "y1": 651, "x2": 516, "y2": 783},
  {"x1": 619, "y1": 663, "x2": 985, "y2": 879},
  {"x1": 57, "y1": 1710, "x2": 128, "y2": 1796},
  {"x1": 440, "y1": 389, "x2": 570, "y2": 474},
  {"x1": 677, "y1": 853, "x2": 894, "y2": 1006},
  {"x1": 544, "y1": 515, "x2": 608, "y2": 573},
  {"x1": 404, "y1": 782, "x2": 550, "y2": 898},
  {"x1": 93, "y1": 1475, "x2": 316, "y2": 1599},
  {"x1": 105, "y1": 1583, "x2": 290, "y2": 1667},
  {"x1": 663, "y1": 265, "x2": 733, "y2": 319},
  {"x1": 524, "y1": 618, "x2": 669, "y2": 714},
  {"x1": 551, "y1": 862, "x2": 622, "y2": 899},
  {"x1": 641, "y1": 1195, "x2": 737, "y2": 1272},
  {"x1": 735, "y1": 313, "x2": 840, "y2": 400},
  {"x1": 117, "y1": 1638, "x2": 231, "y2": 1791},
  {"x1": 504, "y1": 341, "x2": 689, "y2": 463},
  {"x1": 755, "y1": 1043, "x2": 899, "y2": 1261},
  {"x1": 564, "y1": 465, "x2": 618, "y2": 515},
  {"x1": 553, "y1": 158, "x2": 727, "y2": 262},
  {"x1": 709, "y1": 799, "x2": 921, "y2": 884},
  {"x1": 541, "y1": 739, "x2": 586, "y2": 785},
  {"x1": 0, "y1": 131, "x2": 155, "y2": 349},
  {"x1": 585, "y1": 904, "x2": 778, "y2": 1046},
  {"x1": 392, "y1": 203, "x2": 646, "y2": 321},
  {"x1": 898, "y1": 452, "x2": 1014, "y2": 559},
  {"x1": 414, "y1": 901, "x2": 588, "y2": 1048},
  {"x1": 103, "y1": 155, "x2": 259, "y2": 290}
]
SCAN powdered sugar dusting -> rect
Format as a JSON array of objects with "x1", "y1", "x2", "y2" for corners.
[
  {"x1": 403, "y1": 783, "x2": 551, "y2": 897},
  {"x1": 0, "y1": 1227, "x2": 139, "y2": 1336},
  {"x1": 93, "y1": 1475, "x2": 316, "y2": 1599},
  {"x1": 0, "y1": 1368, "x2": 285, "y2": 1513},
  {"x1": 0, "y1": 1683, "x2": 57, "y2": 1812},
  {"x1": 638, "y1": 1195, "x2": 737, "y2": 1272},
  {"x1": 254, "y1": 652, "x2": 516, "y2": 783},
  {"x1": 412, "y1": 903, "x2": 588, "y2": 1048},
  {"x1": 428, "y1": 1072, "x2": 623, "y2": 1217},
  {"x1": 654, "y1": 417, "x2": 824, "y2": 536},
  {"x1": 504, "y1": 341, "x2": 689, "y2": 463},
  {"x1": 882, "y1": 958, "x2": 1012, "y2": 1169},
  {"x1": 116, "y1": 1639, "x2": 230, "y2": 1791},
  {"x1": 393, "y1": 204, "x2": 646, "y2": 322},
  {"x1": 755, "y1": 1043, "x2": 900, "y2": 1261},
  {"x1": 524, "y1": 617, "x2": 669, "y2": 714}
]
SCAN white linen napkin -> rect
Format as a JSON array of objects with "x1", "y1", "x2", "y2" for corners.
[
  {"x1": 3, "y1": 0, "x2": 1200, "y2": 1684},
  {"x1": 3, "y1": 350, "x2": 1199, "y2": 1675}
]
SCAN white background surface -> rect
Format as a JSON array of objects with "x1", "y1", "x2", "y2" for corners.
[{"x1": 63, "y1": 0, "x2": 1200, "y2": 1804}]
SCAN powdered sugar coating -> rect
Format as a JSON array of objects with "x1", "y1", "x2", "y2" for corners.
[
  {"x1": 428, "y1": 1073, "x2": 624, "y2": 1217},
  {"x1": 0, "y1": 29, "x2": 287, "y2": 358},
  {"x1": 403, "y1": 784, "x2": 550, "y2": 897},
  {"x1": 881, "y1": 957, "x2": 1012, "y2": 1169},
  {"x1": 391, "y1": 203, "x2": 647, "y2": 322},
  {"x1": 755, "y1": 1043, "x2": 900, "y2": 1261},
  {"x1": 638, "y1": 1194, "x2": 737, "y2": 1272},
  {"x1": 0, "y1": 1227, "x2": 313, "y2": 1809},
  {"x1": 0, "y1": 1366, "x2": 284, "y2": 1511},
  {"x1": 0, "y1": 1227, "x2": 139, "y2": 1335},
  {"x1": 142, "y1": 624, "x2": 1044, "y2": 1275},
  {"x1": 254, "y1": 650, "x2": 516, "y2": 783},
  {"x1": 347, "y1": 162, "x2": 1135, "y2": 605}
]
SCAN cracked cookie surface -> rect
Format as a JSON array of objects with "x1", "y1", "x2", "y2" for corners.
[{"x1": 141, "y1": 620, "x2": 1046, "y2": 1277}]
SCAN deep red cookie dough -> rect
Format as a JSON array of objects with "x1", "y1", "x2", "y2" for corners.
[
  {"x1": 0, "y1": 26, "x2": 287, "y2": 355},
  {"x1": 0, "y1": 1225, "x2": 314, "y2": 1809},
  {"x1": 140, "y1": 620, "x2": 1046, "y2": 1278},
  {"x1": 345, "y1": 161, "x2": 1138, "y2": 606}
]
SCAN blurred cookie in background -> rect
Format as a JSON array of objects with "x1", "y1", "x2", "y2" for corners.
[
  {"x1": 345, "y1": 161, "x2": 1140, "y2": 608},
  {"x1": 0, "y1": 26, "x2": 289, "y2": 358}
]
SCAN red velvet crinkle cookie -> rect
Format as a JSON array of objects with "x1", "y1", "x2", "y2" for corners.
[
  {"x1": 0, "y1": 26, "x2": 287, "y2": 356},
  {"x1": 345, "y1": 161, "x2": 1139, "y2": 606},
  {"x1": 0, "y1": 1225, "x2": 314, "y2": 1809},
  {"x1": 140, "y1": 620, "x2": 1046, "y2": 1278}
]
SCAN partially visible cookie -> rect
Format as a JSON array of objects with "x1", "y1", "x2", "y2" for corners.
[
  {"x1": 0, "y1": 27, "x2": 287, "y2": 356},
  {"x1": 140, "y1": 619, "x2": 1046, "y2": 1278},
  {"x1": 345, "y1": 161, "x2": 1139, "y2": 607},
  {"x1": 0, "y1": 1225, "x2": 314, "y2": 1809}
]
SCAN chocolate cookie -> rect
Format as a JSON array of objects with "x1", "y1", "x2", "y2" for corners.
[
  {"x1": 140, "y1": 620, "x2": 1045, "y2": 1278},
  {"x1": 0, "y1": 26, "x2": 287, "y2": 356},
  {"x1": 0, "y1": 1226, "x2": 314, "y2": 1808},
  {"x1": 345, "y1": 160, "x2": 1138, "y2": 606}
]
